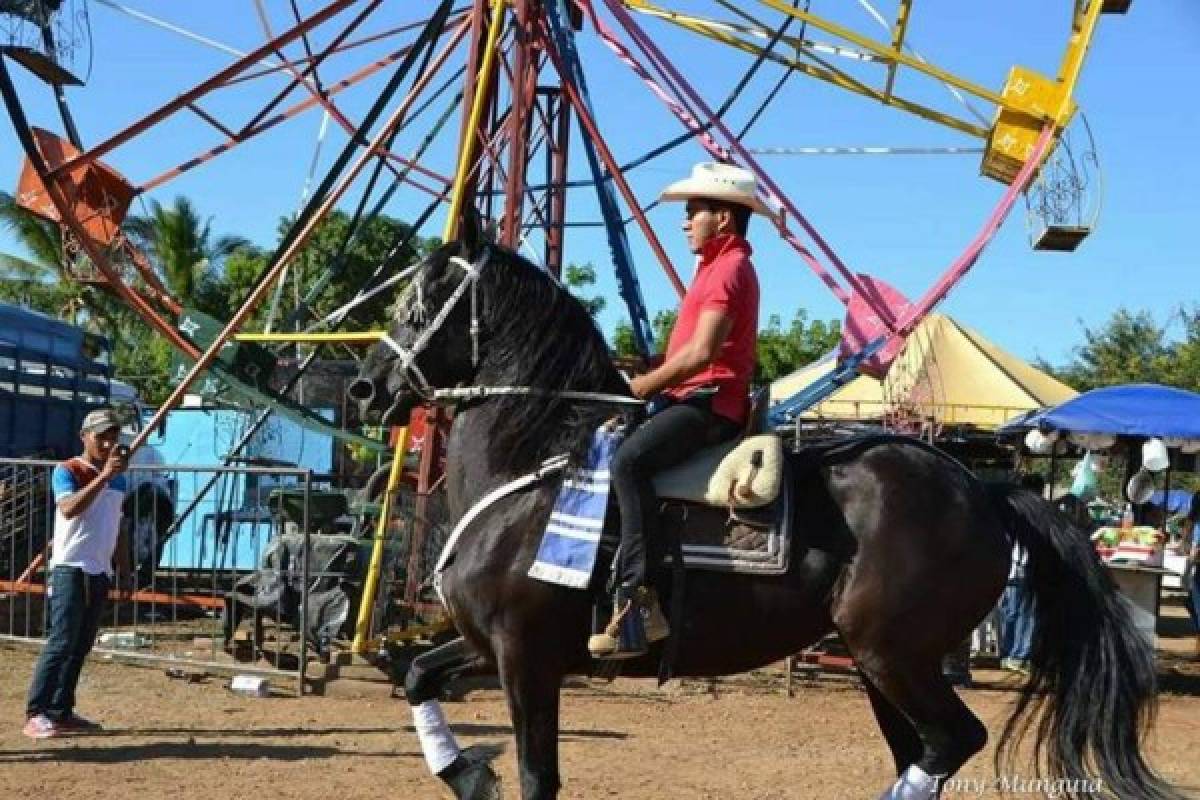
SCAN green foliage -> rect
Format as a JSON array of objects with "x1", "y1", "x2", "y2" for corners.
[
  {"x1": 1164, "y1": 306, "x2": 1200, "y2": 392},
  {"x1": 612, "y1": 309, "x2": 678, "y2": 358},
  {"x1": 109, "y1": 310, "x2": 175, "y2": 404},
  {"x1": 562, "y1": 262, "x2": 606, "y2": 317},
  {"x1": 755, "y1": 310, "x2": 841, "y2": 383},
  {"x1": 220, "y1": 245, "x2": 271, "y2": 313},
  {"x1": 612, "y1": 319, "x2": 637, "y2": 358},
  {"x1": 611, "y1": 307, "x2": 838, "y2": 383},
  {"x1": 1041, "y1": 308, "x2": 1187, "y2": 391},
  {"x1": 266, "y1": 210, "x2": 437, "y2": 331},
  {"x1": 0, "y1": 191, "x2": 64, "y2": 278},
  {"x1": 0, "y1": 190, "x2": 94, "y2": 322},
  {"x1": 125, "y1": 195, "x2": 248, "y2": 304}
]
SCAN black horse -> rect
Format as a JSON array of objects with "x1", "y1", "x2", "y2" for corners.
[{"x1": 349, "y1": 233, "x2": 1181, "y2": 800}]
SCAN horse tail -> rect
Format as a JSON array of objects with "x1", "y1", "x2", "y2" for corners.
[{"x1": 986, "y1": 483, "x2": 1183, "y2": 800}]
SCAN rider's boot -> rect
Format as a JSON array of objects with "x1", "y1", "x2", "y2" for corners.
[{"x1": 588, "y1": 585, "x2": 650, "y2": 659}]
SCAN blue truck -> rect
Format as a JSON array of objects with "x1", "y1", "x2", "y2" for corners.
[{"x1": 0, "y1": 302, "x2": 113, "y2": 458}]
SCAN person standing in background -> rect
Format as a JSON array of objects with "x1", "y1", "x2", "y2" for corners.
[{"x1": 23, "y1": 408, "x2": 129, "y2": 739}]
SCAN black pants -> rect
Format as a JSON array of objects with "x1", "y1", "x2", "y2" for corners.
[{"x1": 611, "y1": 394, "x2": 740, "y2": 588}]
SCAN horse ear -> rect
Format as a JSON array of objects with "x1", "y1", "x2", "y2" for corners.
[{"x1": 457, "y1": 204, "x2": 485, "y2": 259}]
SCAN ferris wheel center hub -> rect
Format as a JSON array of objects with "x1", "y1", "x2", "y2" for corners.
[{"x1": 840, "y1": 275, "x2": 915, "y2": 380}]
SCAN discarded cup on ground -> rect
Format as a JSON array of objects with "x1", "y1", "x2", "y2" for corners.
[
  {"x1": 97, "y1": 631, "x2": 151, "y2": 649},
  {"x1": 230, "y1": 674, "x2": 270, "y2": 698}
]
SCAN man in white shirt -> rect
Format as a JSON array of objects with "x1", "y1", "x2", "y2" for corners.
[{"x1": 24, "y1": 408, "x2": 129, "y2": 739}]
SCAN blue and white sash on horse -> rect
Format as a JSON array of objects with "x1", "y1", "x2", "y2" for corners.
[{"x1": 528, "y1": 428, "x2": 622, "y2": 589}]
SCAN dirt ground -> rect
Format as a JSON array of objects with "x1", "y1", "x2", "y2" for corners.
[{"x1": 2, "y1": 611, "x2": 1199, "y2": 799}]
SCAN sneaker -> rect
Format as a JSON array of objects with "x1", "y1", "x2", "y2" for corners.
[
  {"x1": 57, "y1": 713, "x2": 103, "y2": 733},
  {"x1": 22, "y1": 714, "x2": 62, "y2": 740}
]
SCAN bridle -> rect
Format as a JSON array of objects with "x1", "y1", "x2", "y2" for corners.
[
  {"x1": 381, "y1": 245, "x2": 643, "y2": 408},
  {"x1": 380, "y1": 249, "x2": 487, "y2": 402}
]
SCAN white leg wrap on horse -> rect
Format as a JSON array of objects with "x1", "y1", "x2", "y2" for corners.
[
  {"x1": 412, "y1": 700, "x2": 461, "y2": 774},
  {"x1": 877, "y1": 765, "x2": 941, "y2": 800}
]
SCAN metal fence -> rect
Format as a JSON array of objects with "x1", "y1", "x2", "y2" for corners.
[{"x1": 0, "y1": 457, "x2": 315, "y2": 695}]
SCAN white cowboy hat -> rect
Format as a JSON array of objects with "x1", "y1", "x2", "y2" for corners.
[{"x1": 659, "y1": 162, "x2": 774, "y2": 219}]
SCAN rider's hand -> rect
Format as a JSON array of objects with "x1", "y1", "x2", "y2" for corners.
[{"x1": 630, "y1": 374, "x2": 655, "y2": 400}]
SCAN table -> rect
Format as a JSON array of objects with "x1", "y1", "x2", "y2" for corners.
[{"x1": 1106, "y1": 563, "x2": 1171, "y2": 647}]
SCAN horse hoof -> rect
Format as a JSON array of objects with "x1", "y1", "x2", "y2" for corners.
[
  {"x1": 444, "y1": 745, "x2": 503, "y2": 800},
  {"x1": 447, "y1": 761, "x2": 501, "y2": 800}
]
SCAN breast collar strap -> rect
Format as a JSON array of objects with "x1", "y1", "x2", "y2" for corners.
[{"x1": 383, "y1": 252, "x2": 485, "y2": 400}]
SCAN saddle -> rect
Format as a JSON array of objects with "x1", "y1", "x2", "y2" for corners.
[{"x1": 650, "y1": 433, "x2": 792, "y2": 575}]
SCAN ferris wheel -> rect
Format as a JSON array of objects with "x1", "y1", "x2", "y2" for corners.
[{"x1": 0, "y1": 0, "x2": 1127, "y2": 438}]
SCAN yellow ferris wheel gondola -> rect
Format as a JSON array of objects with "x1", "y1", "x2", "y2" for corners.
[{"x1": 622, "y1": 0, "x2": 1131, "y2": 248}]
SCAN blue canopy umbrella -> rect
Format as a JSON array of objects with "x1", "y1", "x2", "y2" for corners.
[{"x1": 996, "y1": 383, "x2": 1200, "y2": 441}]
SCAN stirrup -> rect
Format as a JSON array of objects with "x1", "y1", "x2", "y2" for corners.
[
  {"x1": 588, "y1": 586, "x2": 649, "y2": 660},
  {"x1": 640, "y1": 588, "x2": 670, "y2": 643}
]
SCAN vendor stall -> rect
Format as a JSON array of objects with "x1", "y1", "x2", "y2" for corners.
[{"x1": 998, "y1": 383, "x2": 1200, "y2": 641}]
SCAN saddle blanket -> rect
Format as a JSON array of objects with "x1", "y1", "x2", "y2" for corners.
[
  {"x1": 528, "y1": 426, "x2": 793, "y2": 586},
  {"x1": 528, "y1": 427, "x2": 621, "y2": 589}
]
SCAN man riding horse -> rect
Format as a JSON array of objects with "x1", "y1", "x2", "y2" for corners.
[
  {"x1": 348, "y1": 198, "x2": 1182, "y2": 800},
  {"x1": 589, "y1": 162, "x2": 767, "y2": 660}
]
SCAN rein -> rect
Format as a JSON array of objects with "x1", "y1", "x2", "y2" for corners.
[
  {"x1": 432, "y1": 386, "x2": 643, "y2": 406},
  {"x1": 384, "y1": 246, "x2": 645, "y2": 409}
]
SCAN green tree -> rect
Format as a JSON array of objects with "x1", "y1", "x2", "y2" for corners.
[
  {"x1": 563, "y1": 262, "x2": 606, "y2": 317},
  {"x1": 612, "y1": 309, "x2": 678, "y2": 358},
  {"x1": 0, "y1": 190, "x2": 94, "y2": 322},
  {"x1": 109, "y1": 313, "x2": 175, "y2": 404},
  {"x1": 221, "y1": 245, "x2": 272, "y2": 319},
  {"x1": 755, "y1": 310, "x2": 841, "y2": 382},
  {"x1": 125, "y1": 195, "x2": 248, "y2": 311},
  {"x1": 1164, "y1": 305, "x2": 1200, "y2": 392},
  {"x1": 258, "y1": 210, "x2": 437, "y2": 330},
  {"x1": 1, "y1": 192, "x2": 173, "y2": 400},
  {"x1": 613, "y1": 307, "x2": 838, "y2": 383},
  {"x1": 1046, "y1": 309, "x2": 1173, "y2": 391}
]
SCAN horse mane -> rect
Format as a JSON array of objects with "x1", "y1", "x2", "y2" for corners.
[{"x1": 472, "y1": 247, "x2": 630, "y2": 474}]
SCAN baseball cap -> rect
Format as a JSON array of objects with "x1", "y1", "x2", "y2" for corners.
[{"x1": 81, "y1": 408, "x2": 121, "y2": 434}]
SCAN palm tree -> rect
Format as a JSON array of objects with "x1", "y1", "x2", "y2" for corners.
[
  {"x1": 124, "y1": 195, "x2": 248, "y2": 302},
  {"x1": 0, "y1": 190, "x2": 93, "y2": 323}
]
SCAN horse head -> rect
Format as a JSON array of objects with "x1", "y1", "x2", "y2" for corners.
[
  {"x1": 349, "y1": 210, "x2": 491, "y2": 426},
  {"x1": 350, "y1": 210, "x2": 633, "y2": 475}
]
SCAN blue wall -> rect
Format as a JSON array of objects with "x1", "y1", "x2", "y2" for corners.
[{"x1": 152, "y1": 407, "x2": 333, "y2": 571}]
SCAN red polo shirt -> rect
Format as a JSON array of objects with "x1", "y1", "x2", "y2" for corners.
[{"x1": 663, "y1": 234, "x2": 759, "y2": 425}]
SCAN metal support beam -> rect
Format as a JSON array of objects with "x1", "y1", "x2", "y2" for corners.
[
  {"x1": 501, "y1": 0, "x2": 540, "y2": 249},
  {"x1": 882, "y1": 0, "x2": 913, "y2": 100},
  {"x1": 48, "y1": 0, "x2": 360, "y2": 179},
  {"x1": 542, "y1": 87, "x2": 570, "y2": 277}
]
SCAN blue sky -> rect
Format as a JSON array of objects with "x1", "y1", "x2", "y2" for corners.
[{"x1": 1, "y1": 0, "x2": 1197, "y2": 368}]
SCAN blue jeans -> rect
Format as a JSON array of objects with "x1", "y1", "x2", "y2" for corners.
[
  {"x1": 999, "y1": 579, "x2": 1035, "y2": 662},
  {"x1": 1190, "y1": 567, "x2": 1200, "y2": 632},
  {"x1": 26, "y1": 566, "x2": 110, "y2": 720}
]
